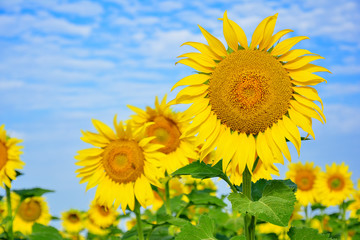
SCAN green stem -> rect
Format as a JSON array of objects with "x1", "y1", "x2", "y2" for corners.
[
  {"x1": 176, "y1": 202, "x2": 191, "y2": 218},
  {"x1": 304, "y1": 205, "x2": 310, "y2": 227},
  {"x1": 243, "y1": 166, "x2": 255, "y2": 240},
  {"x1": 222, "y1": 175, "x2": 238, "y2": 193},
  {"x1": 341, "y1": 201, "x2": 348, "y2": 240},
  {"x1": 134, "y1": 201, "x2": 144, "y2": 240},
  {"x1": 165, "y1": 177, "x2": 171, "y2": 215},
  {"x1": 5, "y1": 185, "x2": 14, "y2": 240}
]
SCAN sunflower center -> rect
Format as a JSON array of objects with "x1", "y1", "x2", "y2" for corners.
[
  {"x1": 102, "y1": 140, "x2": 144, "y2": 184},
  {"x1": 0, "y1": 142, "x2": 7, "y2": 170},
  {"x1": 328, "y1": 176, "x2": 345, "y2": 191},
  {"x1": 68, "y1": 213, "x2": 80, "y2": 223},
  {"x1": 295, "y1": 170, "x2": 315, "y2": 191},
  {"x1": 98, "y1": 205, "x2": 110, "y2": 216},
  {"x1": 208, "y1": 50, "x2": 293, "y2": 134},
  {"x1": 18, "y1": 200, "x2": 42, "y2": 222},
  {"x1": 146, "y1": 116, "x2": 181, "y2": 154}
]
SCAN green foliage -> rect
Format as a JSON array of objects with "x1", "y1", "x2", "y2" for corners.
[
  {"x1": 29, "y1": 223, "x2": 63, "y2": 240},
  {"x1": 229, "y1": 180, "x2": 296, "y2": 227},
  {"x1": 172, "y1": 161, "x2": 226, "y2": 180},
  {"x1": 188, "y1": 191, "x2": 226, "y2": 207},
  {"x1": 176, "y1": 215, "x2": 216, "y2": 240},
  {"x1": 229, "y1": 236, "x2": 246, "y2": 240},
  {"x1": 287, "y1": 227, "x2": 335, "y2": 240},
  {"x1": 13, "y1": 187, "x2": 54, "y2": 200}
]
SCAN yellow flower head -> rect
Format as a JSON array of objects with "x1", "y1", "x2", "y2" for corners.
[
  {"x1": 12, "y1": 194, "x2": 51, "y2": 235},
  {"x1": 61, "y1": 209, "x2": 85, "y2": 234},
  {"x1": 0, "y1": 125, "x2": 24, "y2": 188},
  {"x1": 315, "y1": 162, "x2": 353, "y2": 206},
  {"x1": 86, "y1": 217, "x2": 109, "y2": 236},
  {"x1": 88, "y1": 200, "x2": 119, "y2": 228},
  {"x1": 75, "y1": 117, "x2": 165, "y2": 213},
  {"x1": 128, "y1": 95, "x2": 198, "y2": 174},
  {"x1": 349, "y1": 189, "x2": 360, "y2": 219},
  {"x1": 171, "y1": 11, "x2": 328, "y2": 183},
  {"x1": 286, "y1": 161, "x2": 321, "y2": 206}
]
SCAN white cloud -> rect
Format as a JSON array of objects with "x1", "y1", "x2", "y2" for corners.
[
  {"x1": 329, "y1": 65, "x2": 360, "y2": 75},
  {"x1": 322, "y1": 82, "x2": 360, "y2": 97},
  {"x1": 325, "y1": 104, "x2": 360, "y2": 134}
]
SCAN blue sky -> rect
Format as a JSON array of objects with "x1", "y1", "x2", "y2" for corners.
[{"x1": 1, "y1": 0, "x2": 360, "y2": 228}]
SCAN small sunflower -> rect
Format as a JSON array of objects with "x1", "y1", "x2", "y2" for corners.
[
  {"x1": 171, "y1": 11, "x2": 328, "y2": 182},
  {"x1": 12, "y1": 194, "x2": 51, "y2": 235},
  {"x1": 61, "y1": 209, "x2": 85, "y2": 234},
  {"x1": 128, "y1": 95, "x2": 198, "y2": 174},
  {"x1": 314, "y1": 162, "x2": 353, "y2": 206},
  {"x1": 86, "y1": 218, "x2": 109, "y2": 236},
  {"x1": 349, "y1": 189, "x2": 360, "y2": 219},
  {"x1": 227, "y1": 158, "x2": 279, "y2": 186},
  {"x1": 88, "y1": 200, "x2": 119, "y2": 228},
  {"x1": 0, "y1": 125, "x2": 24, "y2": 188},
  {"x1": 286, "y1": 161, "x2": 320, "y2": 206},
  {"x1": 75, "y1": 117, "x2": 165, "y2": 212}
]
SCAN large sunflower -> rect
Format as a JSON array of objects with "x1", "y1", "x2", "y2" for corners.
[
  {"x1": 88, "y1": 200, "x2": 119, "y2": 228},
  {"x1": 61, "y1": 209, "x2": 85, "y2": 234},
  {"x1": 75, "y1": 117, "x2": 165, "y2": 212},
  {"x1": 128, "y1": 95, "x2": 198, "y2": 174},
  {"x1": 286, "y1": 161, "x2": 320, "y2": 206},
  {"x1": 314, "y1": 162, "x2": 353, "y2": 206},
  {"x1": 171, "y1": 11, "x2": 328, "y2": 180},
  {"x1": 12, "y1": 194, "x2": 51, "y2": 235},
  {"x1": 0, "y1": 125, "x2": 24, "y2": 188}
]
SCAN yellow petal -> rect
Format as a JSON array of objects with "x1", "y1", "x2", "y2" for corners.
[
  {"x1": 277, "y1": 49, "x2": 312, "y2": 62},
  {"x1": 289, "y1": 71, "x2": 326, "y2": 84},
  {"x1": 288, "y1": 107, "x2": 315, "y2": 139},
  {"x1": 246, "y1": 134, "x2": 256, "y2": 170},
  {"x1": 184, "y1": 98, "x2": 210, "y2": 118},
  {"x1": 250, "y1": 15, "x2": 272, "y2": 49},
  {"x1": 271, "y1": 123, "x2": 291, "y2": 162},
  {"x1": 232, "y1": 133, "x2": 250, "y2": 174},
  {"x1": 200, "y1": 120, "x2": 221, "y2": 159},
  {"x1": 228, "y1": 19, "x2": 248, "y2": 48},
  {"x1": 195, "y1": 113, "x2": 217, "y2": 145},
  {"x1": 223, "y1": 11, "x2": 238, "y2": 51},
  {"x1": 284, "y1": 55, "x2": 325, "y2": 70},
  {"x1": 174, "y1": 85, "x2": 208, "y2": 103},
  {"x1": 290, "y1": 100, "x2": 324, "y2": 124},
  {"x1": 76, "y1": 148, "x2": 104, "y2": 158},
  {"x1": 181, "y1": 41, "x2": 222, "y2": 60},
  {"x1": 264, "y1": 29, "x2": 293, "y2": 50},
  {"x1": 293, "y1": 86, "x2": 323, "y2": 109},
  {"x1": 176, "y1": 58, "x2": 213, "y2": 73},
  {"x1": 264, "y1": 128, "x2": 284, "y2": 164},
  {"x1": 256, "y1": 132, "x2": 275, "y2": 170},
  {"x1": 92, "y1": 119, "x2": 117, "y2": 141},
  {"x1": 183, "y1": 106, "x2": 212, "y2": 136},
  {"x1": 171, "y1": 74, "x2": 210, "y2": 91},
  {"x1": 280, "y1": 117, "x2": 301, "y2": 156},
  {"x1": 271, "y1": 36, "x2": 309, "y2": 56},
  {"x1": 291, "y1": 63, "x2": 331, "y2": 73},
  {"x1": 293, "y1": 95, "x2": 326, "y2": 123},
  {"x1": 198, "y1": 25, "x2": 227, "y2": 56},
  {"x1": 177, "y1": 52, "x2": 216, "y2": 67},
  {"x1": 259, "y1": 14, "x2": 278, "y2": 50}
]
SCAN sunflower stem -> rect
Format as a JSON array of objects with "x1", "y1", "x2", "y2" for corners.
[
  {"x1": 304, "y1": 205, "x2": 310, "y2": 227},
  {"x1": 134, "y1": 200, "x2": 144, "y2": 240},
  {"x1": 243, "y1": 166, "x2": 255, "y2": 240},
  {"x1": 5, "y1": 185, "x2": 14, "y2": 240},
  {"x1": 165, "y1": 176, "x2": 171, "y2": 215},
  {"x1": 341, "y1": 201, "x2": 348, "y2": 240}
]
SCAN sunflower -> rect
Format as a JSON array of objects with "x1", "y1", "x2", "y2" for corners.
[
  {"x1": 227, "y1": 158, "x2": 279, "y2": 186},
  {"x1": 12, "y1": 194, "x2": 51, "y2": 235},
  {"x1": 286, "y1": 161, "x2": 320, "y2": 206},
  {"x1": 348, "y1": 185, "x2": 360, "y2": 219},
  {"x1": 0, "y1": 125, "x2": 24, "y2": 188},
  {"x1": 314, "y1": 162, "x2": 353, "y2": 207},
  {"x1": 86, "y1": 218, "x2": 109, "y2": 236},
  {"x1": 75, "y1": 117, "x2": 165, "y2": 212},
  {"x1": 88, "y1": 200, "x2": 119, "y2": 228},
  {"x1": 128, "y1": 95, "x2": 198, "y2": 174},
  {"x1": 61, "y1": 209, "x2": 85, "y2": 234},
  {"x1": 171, "y1": 11, "x2": 328, "y2": 181}
]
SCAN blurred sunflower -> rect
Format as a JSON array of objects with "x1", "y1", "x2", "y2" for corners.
[
  {"x1": 86, "y1": 218, "x2": 109, "y2": 236},
  {"x1": 315, "y1": 163, "x2": 353, "y2": 206},
  {"x1": 0, "y1": 125, "x2": 24, "y2": 188},
  {"x1": 12, "y1": 194, "x2": 51, "y2": 235},
  {"x1": 88, "y1": 201, "x2": 119, "y2": 228},
  {"x1": 171, "y1": 11, "x2": 328, "y2": 181},
  {"x1": 61, "y1": 209, "x2": 85, "y2": 234},
  {"x1": 75, "y1": 117, "x2": 165, "y2": 212},
  {"x1": 286, "y1": 161, "x2": 320, "y2": 206},
  {"x1": 128, "y1": 95, "x2": 198, "y2": 174},
  {"x1": 349, "y1": 184, "x2": 360, "y2": 219}
]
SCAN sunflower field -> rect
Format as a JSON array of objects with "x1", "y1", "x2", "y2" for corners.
[{"x1": 1, "y1": 10, "x2": 360, "y2": 240}]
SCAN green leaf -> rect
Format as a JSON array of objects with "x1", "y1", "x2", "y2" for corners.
[
  {"x1": 13, "y1": 188, "x2": 54, "y2": 199},
  {"x1": 229, "y1": 180, "x2": 296, "y2": 227},
  {"x1": 230, "y1": 236, "x2": 246, "y2": 240},
  {"x1": 156, "y1": 214, "x2": 189, "y2": 227},
  {"x1": 172, "y1": 161, "x2": 226, "y2": 180},
  {"x1": 188, "y1": 191, "x2": 226, "y2": 207},
  {"x1": 176, "y1": 215, "x2": 216, "y2": 240},
  {"x1": 311, "y1": 203, "x2": 327, "y2": 211},
  {"x1": 29, "y1": 223, "x2": 63, "y2": 240},
  {"x1": 287, "y1": 227, "x2": 335, "y2": 240}
]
